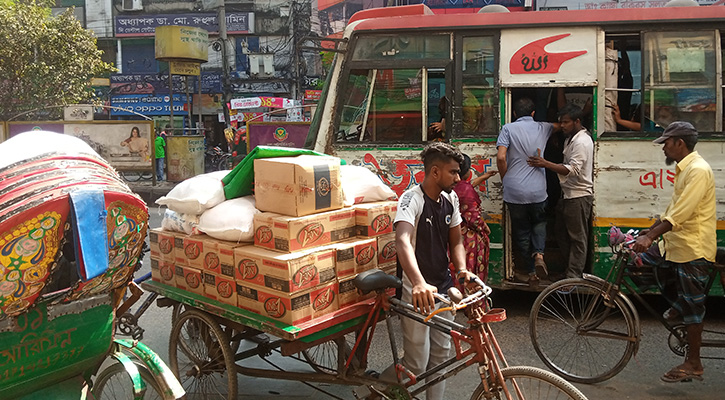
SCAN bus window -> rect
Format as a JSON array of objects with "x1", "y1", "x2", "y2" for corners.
[
  {"x1": 604, "y1": 35, "x2": 643, "y2": 133},
  {"x1": 643, "y1": 31, "x2": 718, "y2": 132},
  {"x1": 337, "y1": 68, "x2": 426, "y2": 142},
  {"x1": 459, "y1": 36, "x2": 497, "y2": 136}
]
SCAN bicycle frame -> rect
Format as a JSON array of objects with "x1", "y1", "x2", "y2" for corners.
[{"x1": 343, "y1": 289, "x2": 520, "y2": 399}]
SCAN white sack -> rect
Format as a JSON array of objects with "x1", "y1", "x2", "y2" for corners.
[
  {"x1": 197, "y1": 196, "x2": 259, "y2": 242},
  {"x1": 340, "y1": 165, "x2": 397, "y2": 207},
  {"x1": 155, "y1": 170, "x2": 230, "y2": 215},
  {"x1": 161, "y1": 209, "x2": 201, "y2": 235}
]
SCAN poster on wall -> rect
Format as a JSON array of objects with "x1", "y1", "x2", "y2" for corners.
[
  {"x1": 246, "y1": 122, "x2": 310, "y2": 152},
  {"x1": 7, "y1": 123, "x2": 64, "y2": 138},
  {"x1": 64, "y1": 123, "x2": 154, "y2": 170}
]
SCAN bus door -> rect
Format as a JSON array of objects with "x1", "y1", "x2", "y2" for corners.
[{"x1": 497, "y1": 26, "x2": 599, "y2": 287}]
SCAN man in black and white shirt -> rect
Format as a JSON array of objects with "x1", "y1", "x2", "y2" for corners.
[
  {"x1": 527, "y1": 103, "x2": 594, "y2": 279},
  {"x1": 390, "y1": 142, "x2": 477, "y2": 400}
]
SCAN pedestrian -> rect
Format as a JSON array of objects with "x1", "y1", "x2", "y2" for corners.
[
  {"x1": 632, "y1": 121, "x2": 716, "y2": 383},
  {"x1": 452, "y1": 153, "x2": 497, "y2": 283},
  {"x1": 496, "y1": 97, "x2": 560, "y2": 286},
  {"x1": 527, "y1": 103, "x2": 593, "y2": 279},
  {"x1": 155, "y1": 125, "x2": 169, "y2": 181},
  {"x1": 381, "y1": 142, "x2": 477, "y2": 400}
]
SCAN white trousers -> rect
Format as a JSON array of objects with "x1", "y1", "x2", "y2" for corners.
[{"x1": 382, "y1": 276, "x2": 453, "y2": 400}]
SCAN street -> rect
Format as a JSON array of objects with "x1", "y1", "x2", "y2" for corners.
[{"x1": 134, "y1": 207, "x2": 725, "y2": 399}]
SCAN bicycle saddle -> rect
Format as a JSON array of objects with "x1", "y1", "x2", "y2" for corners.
[{"x1": 353, "y1": 268, "x2": 402, "y2": 294}]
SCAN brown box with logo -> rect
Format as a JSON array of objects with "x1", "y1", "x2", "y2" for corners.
[
  {"x1": 175, "y1": 265, "x2": 204, "y2": 296},
  {"x1": 151, "y1": 259, "x2": 176, "y2": 286},
  {"x1": 178, "y1": 234, "x2": 216, "y2": 269},
  {"x1": 254, "y1": 155, "x2": 344, "y2": 217},
  {"x1": 332, "y1": 238, "x2": 378, "y2": 279},
  {"x1": 354, "y1": 201, "x2": 397, "y2": 237},
  {"x1": 200, "y1": 239, "x2": 249, "y2": 278},
  {"x1": 377, "y1": 233, "x2": 397, "y2": 265},
  {"x1": 235, "y1": 245, "x2": 336, "y2": 294},
  {"x1": 203, "y1": 272, "x2": 237, "y2": 306},
  {"x1": 338, "y1": 275, "x2": 375, "y2": 308},
  {"x1": 149, "y1": 228, "x2": 177, "y2": 261},
  {"x1": 236, "y1": 281, "x2": 338, "y2": 326},
  {"x1": 253, "y1": 208, "x2": 355, "y2": 253}
]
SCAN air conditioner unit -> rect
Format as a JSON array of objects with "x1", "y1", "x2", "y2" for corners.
[{"x1": 122, "y1": 0, "x2": 143, "y2": 11}]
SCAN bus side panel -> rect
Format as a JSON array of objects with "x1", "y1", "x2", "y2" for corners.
[
  {"x1": 333, "y1": 144, "x2": 507, "y2": 286},
  {"x1": 592, "y1": 140, "x2": 725, "y2": 295}
]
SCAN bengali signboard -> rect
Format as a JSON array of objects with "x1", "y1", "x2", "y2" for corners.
[
  {"x1": 247, "y1": 122, "x2": 310, "y2": 152},
  {"x1": 170, "y1": 61, "x2": 201, "y2": 76},
  {"x1": 115, "y1": 13, "x2": 254, "y2": 37},
  {"x1": 155, "y1": 26, "x2": 209, "y2": 62},
  {"x1": 230, "y1": 97, "x2": 297, "y2": 109},
  {"x1": 110, "y1": 94, "x2": 189, "y2": 116}
]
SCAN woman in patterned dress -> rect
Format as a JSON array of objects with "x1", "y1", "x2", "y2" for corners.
[{"x1": 452, "y1": 154, "x2": 497, "y2": 282}]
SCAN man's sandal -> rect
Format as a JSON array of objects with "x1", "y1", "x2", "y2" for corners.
[{"x1": 661, "y1": 367, "x2": 704, "y2": 383}]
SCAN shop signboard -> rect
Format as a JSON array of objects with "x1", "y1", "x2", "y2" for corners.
[
  {"x1": 110, "y1": 94, "x2": 189, "y2": 116},
  {"x1": 246, "y1": 122, "x2": 310, "y2": 152},
  {"x1": 115, "y1": 12, "x2": 254, "y2": 37}
]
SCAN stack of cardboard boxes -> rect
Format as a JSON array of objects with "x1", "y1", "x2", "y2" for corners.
[{"x1": 151, "y1": 155, "x2": 398, "y2": 326}]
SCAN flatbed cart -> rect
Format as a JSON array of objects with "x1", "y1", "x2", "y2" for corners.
[{"x1": 142, "y1": 280, "x2": 385, "y2": 400}]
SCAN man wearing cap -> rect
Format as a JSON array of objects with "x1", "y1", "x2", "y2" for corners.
[{"x1": 633, "y1": 121, "x2": 716, "y2": 383}]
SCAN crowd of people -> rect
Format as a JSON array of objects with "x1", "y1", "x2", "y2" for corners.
[{"x1": 389, "y1": 98, "x2": 716, "y2": 395}]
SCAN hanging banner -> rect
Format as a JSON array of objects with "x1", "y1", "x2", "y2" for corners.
[
  {"x1": 246, "y1": 122, "x2": 310, "y2": 152},
  {"x1": 230, "y1": 97, "x2": 297, "y2": 110}
]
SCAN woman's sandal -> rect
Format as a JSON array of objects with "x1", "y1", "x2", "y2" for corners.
[{"x1": 661, "y1": 367, "x2": 704, "y2": 383}]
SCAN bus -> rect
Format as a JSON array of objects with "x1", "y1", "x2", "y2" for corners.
[{"x1": 305, "y1": 3, "x2": 725, "y2": 293}]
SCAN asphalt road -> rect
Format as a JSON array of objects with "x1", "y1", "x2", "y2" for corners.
[{"x1": 133, "y1": 207, "x2": 725, "y2": 399}]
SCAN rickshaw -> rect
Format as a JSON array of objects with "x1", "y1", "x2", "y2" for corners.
[{"x1": 0, "y1": 131, "x2": 184, "y2": 399}]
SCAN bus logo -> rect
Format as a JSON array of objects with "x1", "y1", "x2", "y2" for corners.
[
  {"x1": 264, "y1": 297, "x2": 286, "y2": 318},
  {"x1": 510, "y1": 34, "x2": 587, "y2": 74}
]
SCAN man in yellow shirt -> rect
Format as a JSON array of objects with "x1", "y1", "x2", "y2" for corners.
[{"x1": 633, "y1": 121, "x2": 716, "y2": 383}]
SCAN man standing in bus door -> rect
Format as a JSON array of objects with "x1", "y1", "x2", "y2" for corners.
[
  {"x1": 386, "y1": 142, "x2": 477, "y2": 400},
  {"x1": 632, "y1": 121, "x2": 716, "y2": 383},
  {"x1": 527, "y1": 103, "x2": 593, "y2": 280},
  {"x1": 496, "y1": 97, "x2": 560, "y2": 286}
]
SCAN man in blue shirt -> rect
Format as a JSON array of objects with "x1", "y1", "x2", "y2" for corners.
[{"x1": 496, "y1": 98, "x2": 560, "y2": 285}]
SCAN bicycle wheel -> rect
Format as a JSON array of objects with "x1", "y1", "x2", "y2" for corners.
[
  {"x1": 169, "y1": 308, "x2": 238, "y2": 400},
  {"x1": 217, "y1": 154, "x2": 232, "y2": 171},
  {"x1": 302, "y1": 333, "x2": 358, "y2": 375},
  {"x1": 93, "y1": 360, "x2": 163, "y2": 400},
  {"x1": 120, "y1": 171, "x2": 142, "y2": 182},
  {"x1": 172, "y1": 303, "x2": 241, "y2": 354},
  {"x1": 471, "y1": 366, "x2": 588, "y2": 400},
  {"x1": 529, "y1": 278, "x2": 638, "y2": 383}
]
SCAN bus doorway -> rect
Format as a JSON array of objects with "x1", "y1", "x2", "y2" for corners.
[{"x1": 503, "y1": 87, "x2": 594, "y2": 287}]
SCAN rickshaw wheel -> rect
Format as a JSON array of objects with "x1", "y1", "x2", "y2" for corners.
[
  {"x1": 93, "y1": 361, "x2": 163, "y2": 399},
  {"x1": 172, "y1": 303, "x2": 241, "y2": 354},
  {"x1": 302, "y1": 333, "x2": 359, "y2": 375},
  {"x1": 169, "y1": 308, "x2": 238, "y2": 400}
]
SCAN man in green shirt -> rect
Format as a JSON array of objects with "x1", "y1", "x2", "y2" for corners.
[{"x1": 155, "y1": 125, "x2": 169, "y2": 181}]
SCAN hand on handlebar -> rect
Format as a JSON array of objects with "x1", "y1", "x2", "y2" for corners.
[
  {"x1": 456, "y1": 270, "x2": 483, "y2": 291},
  {"x1": 412, "y1": 282, "x2": 438, "y2": 315},
  {"x1": 632, "y1": 234, "x2": 653, "y2": 253}
]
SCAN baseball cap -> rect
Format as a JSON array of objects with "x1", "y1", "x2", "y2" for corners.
[
  {"x1": 459, "y1": 153, "x2": 471, "y2": 180},
  {"x1": 653, "y1": 121, "x2": 697, "y2": 144}
]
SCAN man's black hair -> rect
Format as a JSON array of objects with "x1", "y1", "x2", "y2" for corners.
[
  {"x1": 513, "y1": 98, "x2": 535, "y2": 119},
  {"x1": 680, "y1": 134, "x2": 698, "y2": 152},
  {"x1": 558, "y1": 103, "x2": 584, "y2": 122},
  {"x1": 420, "y1": 142, "x2": 464, "y2": 173}
]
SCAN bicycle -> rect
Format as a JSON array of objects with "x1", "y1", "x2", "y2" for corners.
[
  {"x1": 204, "y1": 146, "x2": 232, "y2": 172},
  {"x1": 326, "y1": 269, "x2": 589, "y2": 399},
  {"x1": 529, "y1": 226, "x2": 725, "y2": 384}
]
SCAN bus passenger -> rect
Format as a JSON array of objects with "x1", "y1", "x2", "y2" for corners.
[
  {"x1": 527, "y1": 104, "x2": 593, "y2": 279},
  {"x1": 452, "y1": 153, "x2": 497, "y2": 283},
  {"x1": 496, "y1": 98, "x2": 560, "y2": 286},
  {"x1": 385, "y1": 142, "x2": 477, "y2": 400},
  {"x1": 632, "y1": 121, "x2": 716, "y2": 383}
]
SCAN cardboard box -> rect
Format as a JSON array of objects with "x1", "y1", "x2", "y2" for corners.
[
  {"x1": 213, "y1": 240, "x2": 249, "y2": 275},
  {"x1": 151, "y1": 259, "x2": 176, "y2": 286},
  {"x1": 377, "y1": 233, "x2": 397, "y2": 265},
  {"x1": 380, "y1": 261, "x2": 397, "y2": 276},
  {"x1": 175, "y1": 265, "x2": 204, "y2": 295},
  {"x1": 149, "y1": 228, "x2": 177, "y2": 261},
  {"x1": 338, "y1": 275, "x2": 375, "y2": 308},
  {"x1": 254, "y1": 155, "x2": 344, "y2": 217},
  {"x1": 354, "y1": 201, "x2": 397, "y2": 237},
  {"x1": 202, "y1": 272, "x2": 237, "y2": 306},
  {"x1": 333, "y1": 238, "x2": 378, "y2": 279},
  {"x1": 178, "y1": 234, "x2": 215, "y2": 269},
  {"x1": 236, "y1": 281, "x2": 339, "y2": 326},
  {"x1": 235, "y1": 245, "x2": 336, "y2": 293},
  {"x1": 253, "y1": 208, "x2": 356, "y2": 252}
]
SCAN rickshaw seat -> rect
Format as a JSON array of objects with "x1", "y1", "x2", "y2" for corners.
[{"x1": 353, "y1": 268, "x2": 402, "y2": 294}]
